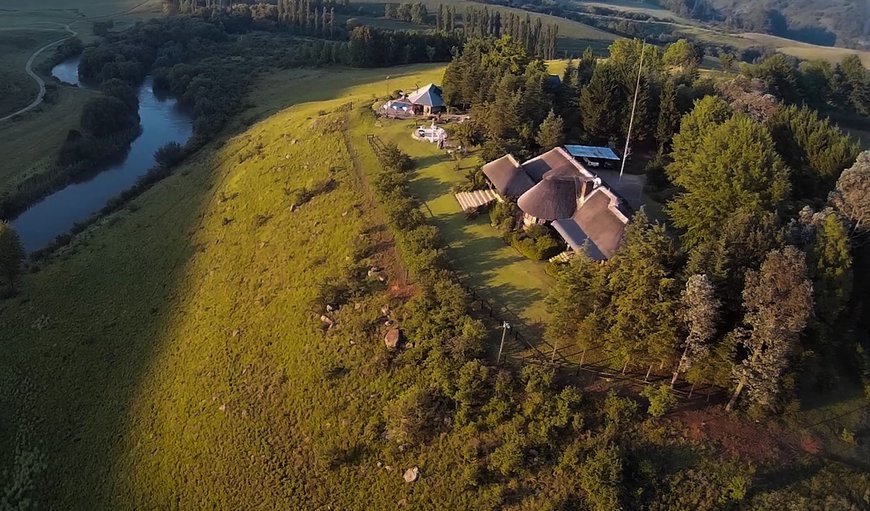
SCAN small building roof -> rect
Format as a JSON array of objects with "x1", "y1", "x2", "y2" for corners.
[
  {"x1": 408, "y1": 84, "x2": 445, "y2": 108},
  {"x1": 551, "y1": 187, "x2": 628, "y2": 259},
  {"x1": 517, "y1": 176, "x2": 587, "y2": 221},
  {"x1": 521, "y1": 147, "x2": 595, "y2": 182},
  {"x1": 564, "y1": 145, "x2": 621, "y2": 161},
  {"x1": 482, "y1": 154, "x2": 534, "y2": 197}
]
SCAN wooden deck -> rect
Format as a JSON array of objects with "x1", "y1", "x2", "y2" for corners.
[{"x1": 454, "y1": 189, "x2": 501, "y2": 212}]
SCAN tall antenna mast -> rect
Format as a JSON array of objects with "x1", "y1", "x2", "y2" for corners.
[{"x1": 619, "y1": 39, "x2": 646, "y2": 180}]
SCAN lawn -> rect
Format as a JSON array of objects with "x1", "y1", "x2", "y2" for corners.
[{"x1": 364, "y1": 115, "x2": 554, "y2": 332}]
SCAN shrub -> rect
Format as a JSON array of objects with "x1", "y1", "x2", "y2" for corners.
[
  {"x1": 641, "y1": 384, "x2": 677, "y2": 418},
  {"x1": 506, "y1": 225, "x2": 563, "y2": 261},
  {"x1": 384, "y1": 385, "x2": 445, "y2": 444},
  {"x1": 578, "y1": 444, "x2": 623, "y2": 511},
  {"x1": 380, "y1": 144, "x2": 413, "y2": 172},
  {"x1": 154, "y1": 142, "x2": 186, "y2": 168},
  {"x1": 489, "y1": 201, "x2": 517, "y2": 233}
]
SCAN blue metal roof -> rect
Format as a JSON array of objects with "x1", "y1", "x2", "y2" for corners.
[{"x1": 564, "y1": 145, "x2": 621, "y2": 161}]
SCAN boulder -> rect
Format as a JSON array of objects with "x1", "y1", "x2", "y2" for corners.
[
  {"x1": 384, "y1": 329, "x2": 402, "y2": 350},
  {"x1": 403, "y1": 466, "x2": 419, "y2": 483}
]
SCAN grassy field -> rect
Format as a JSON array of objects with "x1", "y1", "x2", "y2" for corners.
[
  {"x1": 740, "y1": 32, "x2": 870, "y2": 67},
  {"x1": 0, "y1": 29, "x2": 69, "y2": 116},
  {"x1": 0, "y1": 62, "x2": 523, "y2": 509},
  {"x1": 0, "y1": 85, "x2": 97, "y2": 197},
  {"x1": 352, "y1": 0, "x2": 618, "y2": 55}
]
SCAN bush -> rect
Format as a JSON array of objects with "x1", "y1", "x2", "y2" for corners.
[
  {"x1": 641, "y1": 384, "x2": 676, "y2": 418},
  {"x1": 154, "y1": 142, "x2": 186, "y2": 168},
  {"x1": 381, "y1": 144, "x2": 413, "y2": 172},
  {"x1": 490, "y1": 201, "x2": 517, "y2": 233},
  {"x1": 506, "y1": 225, "x2": 564, "y2": 261},
  {"x1": 384, "y1": 385, "x2": 445, "y2": 444}
]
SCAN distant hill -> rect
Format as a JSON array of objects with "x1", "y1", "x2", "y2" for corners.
[{"x1": 651, "y1": 0, "x2": 868, "y2": 48}]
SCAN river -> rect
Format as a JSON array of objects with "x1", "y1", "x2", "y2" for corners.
[{"x1": 11, "y1": 57, "x2": 193, "y2": 253}]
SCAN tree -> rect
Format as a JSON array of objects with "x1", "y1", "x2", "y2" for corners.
[
  {"x1": 666, "y1": 95, "x2": 731, "y2": 184},
  {"x1": 672, "y1": 274, "x2": 720, "y2": 386},
  {"x1": 767, "y1": 105, "x2": 860, "y2": 199},
  {"x1": 656, "y1": 78, "x2": 680, "y2": 149},
  {"x1": 535, "y1": 110, "x2": 564, "y2": 150},
  {"x1": 830, "y1": 151, "x2": 870, "y2": 235},
  {"x1": 605, "y1": 210, "x2": 680, "y2": 375},
  {"x1": 580, "y1": 63, "x2": 623, "y2": 142},
  {"x1": 0, "y1": 222, "x2": 25, "y2": 293},
  {"x1": 642, "y1": 384, "x2": 677, "y2": 417},
  {"x1": 663, "y1": 39, "x2": 700, "y2": 70},
  {"x1": 726, "y1": 247, "x2": 813, "y2": 411},
  {"x1": 807, "y1": 211, "x2": 853, "y2": 322},
  {"x1": 578, "y1": 444, "x2": 623, "y2": 511},
  {"x1": 667, "y1": 115, "x2": 790, "y2": 249}
]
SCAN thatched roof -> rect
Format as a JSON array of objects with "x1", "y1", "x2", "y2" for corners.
[
  {"x1": 482, "y1": 154, "x2": 534, "y2": 197},
  {"x1": 551, "y1": 187, "x2": 628, "y2": 259},
  {"x1": 517, "y1": 176, "x2": 586, "y2": 221},
  {"x1": 521, "y1": 147, "x2": 595, "y2": 182}
]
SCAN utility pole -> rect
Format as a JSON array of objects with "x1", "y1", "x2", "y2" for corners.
[
  {"x1": 619, "y1": 39, "x2": 646, "y2": 180},
  {"x1": 496, "y1": 321, "x2": 510, "y2": 365}
]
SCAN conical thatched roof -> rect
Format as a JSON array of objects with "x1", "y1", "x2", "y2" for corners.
[
  {"x1": 482, "y1": 154, "x2": 534, "y2": 197},
  {"x1": 517, "y1": 176, "x2": 586, "y2": 221}
]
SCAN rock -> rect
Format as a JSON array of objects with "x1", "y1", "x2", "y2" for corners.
[
  {"x1": 290, "y1": 204, "x2": 297, "y2": 212},
  {"x1": 403, "y1": 467, "x2": 419, "y2": 483},
  {"x1": 231, "y1": 328, "x2": 240, "y2": 338},
  {"x1": 320, "y1": 315, "x2": 334, "y2": 328},
  {"x1": 397, "y1": 499, "x2": 408, "y2": 507},
  {"x1": 380, "y1": 305, "x2": 390, "y2": 316},
  {"x1": 384, "y1": 465, "x2": 393, "y2": 471},
  {"x1": 384, "y1": 329, "x2": 401, "y2": 350},
  {"x1": 354, "y1": 302, "x2": 362, "y2": 311},
  {"x1": 218, "y1": 404, "x2": 226, "y2": 412},
  {"x1": 377, "y1": 461, "x2": 383, "y2": 468},
  {"x1": 384, "y1": 320, "x2": 394, "y2": 327},
  {"x1": 326, "y1": 304, "x2": 334, "y2": 312}
]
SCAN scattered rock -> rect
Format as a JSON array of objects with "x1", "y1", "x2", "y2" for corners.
[
  {"x1": 320, "y1": 315, "x2": 334, "y2": 328},
  {"x1": 326, "y1": 304, "x2": 335, "y2": 312},
  {"x1": 384, "y1": 329, "x2": 402, "y2": 350},
  {"x1": 380, "y1": 305, "x2": 390, "y2": 316},
  {"x1": 397, "y1": 499, "x2": 408, "y2": 507},
  {"x1": 342, "y1": 211, "x2": 348, "y2": 217},
  {"x1": 377, "y1": 461, "x2": 383, "y2": 468},
  {"x1": 385, "y1": 320, "x2": 394, "y2": 327},
  {"x1": 290, "y1": 204, "x2": 297, "y2": 212},
  {"x1": 231, "y1": 328, "x2": 240, "y2": 338},
  {"x1": 218, "y1": 404, "x2": 226, "y2": 412},
  {"x1": 354, "y1": 303, "x2": 362, "y2": 311},
  {"x1": 403, "y1": 467, "x2": 419, "y2": 483},
  {"x1": 384, "y1": 465, "x2": 393, "y2": 471},
  {"x1": 377, "y1": 275, "x2": 387, "y2": 283}
]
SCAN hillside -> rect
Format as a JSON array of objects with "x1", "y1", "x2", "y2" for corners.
[{"x1": 654, "y1": 0, "x2": 868, "y2": 48}]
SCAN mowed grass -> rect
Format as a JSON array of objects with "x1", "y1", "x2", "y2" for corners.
[
  {"x1": 0, "y1": 85, "x2": 97, "y2": 196},
  {"x1": 0, "y1": 63, "x2": 530, "y2": 509},
  {"x1": 739, "y1": 32, "x2": 870, "y2": 67}
]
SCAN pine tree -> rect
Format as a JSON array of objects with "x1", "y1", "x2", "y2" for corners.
[
  {"x1": 656, "y1": 78, "x2": 680, "y2": 149},
  {"x1": 535, "y1": 110, "x2": 565, "y2": 150},
  {"x1": 580, "y1": 63, "x2": 623, "y2": 143},
  {"x1": 726, "y1": 246, "x2": 813, "y2": 411},
  {"x1": 667, "y1": 115, "x2": 790, "y2": 249},
  {"x1": 672, "y1": 274, "x2": 720, "y2": 386},
  {"x1": 605, "y1": 210, "x2": 679, "y2": 375},
  {"x1": 808, "y1": 211, "x2": 853, "y2": 321},
  {"x1": 666, "y1": 95, "x2": 731, "y2": 184},
  {"x1": 0, "y1": 221, "x2": 24, "y2": 293}
]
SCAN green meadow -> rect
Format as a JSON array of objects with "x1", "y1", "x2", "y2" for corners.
[{"x1": 0, "y1": 62, "x2": 534, "y2": 509}]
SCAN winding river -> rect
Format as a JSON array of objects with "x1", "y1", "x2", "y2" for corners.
[{"x1": 11, "y1": 57, "x2": 193, "y2": 253}]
